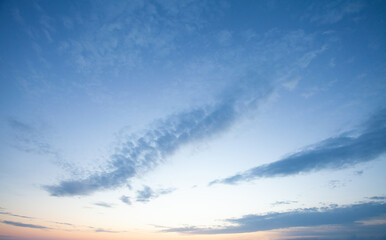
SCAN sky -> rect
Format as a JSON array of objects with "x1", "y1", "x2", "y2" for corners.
[{"x1": 0, "y1": 0, "x2": 385, "y2": 239}]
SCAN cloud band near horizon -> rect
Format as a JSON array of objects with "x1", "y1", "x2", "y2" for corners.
[{"x1": 163, "y1": 201, "x2": 386, "y2": 234}]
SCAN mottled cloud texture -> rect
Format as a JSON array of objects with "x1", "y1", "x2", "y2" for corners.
[
  {"x1": 44, "y1": 77, "x2": 271, "y2": 197},
  {"x1": 42, "y1": 15, "x2": 327, "y2": 197},
  {"x1": 210, "y1": 108, "x2": 386, "y2": 185}
]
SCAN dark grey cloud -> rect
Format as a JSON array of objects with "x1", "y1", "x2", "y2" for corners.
[
  {"x1": 210, "y1": 108, "x2": 386, "y2": 185},
  {"x1": 163, "y1": 202, "x2": 386, "y2": 234},
  {"x1": 136, "y1": 185, "x2": 175, "y2": 203},
  {"x1": 93, "y1": 202, "x2": 113, "y2": 208},
  {"x1": 120, "y1": 195, "x2": 131, "y2": 205},
  {"x1": 2, "y1": 220, "x2": 49, "y2": 229}
]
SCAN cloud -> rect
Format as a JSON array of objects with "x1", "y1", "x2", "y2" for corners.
[
  {"x1": 53, "y1": 221, "x2": 74, "y2": 226},
  {"x1": 307, "y1": 1, "x2": 363, "y2": 25},
  {"x1": 94, "y1": 228, "x2": 120, "y2": 233},
  {"x1": 6, "y1": 118, "x2": 75, "y2": 173},
  {"x1": 328, "y1": 180, "x2": 346, "y2": 189},
  {"x1": 2, "y1": 220, "x2": 49, "y2": 230},
  {"x1": 44, "y1": 166, "x2": 136, "y2": 196},
  {"x1": 210, "y1": 108, "x2": 386, "y2": 185},
  {"x1": 285, "y1": 223, "x2": 386, "y2": 240},
  {"x1": 368, "y1": 196, "x2": 386, "y2": 200},
  {"x1": 272, "y1": 201, "x2": 298, "y2": 206},
  {"x1": 163, "y1": 202, "x2": 386, "y2": 235},
  {"x1": 44, "y1": 77, "x2": 272, "y2": 197},
  {"x1": 282, "y1": 77, "x2": 300, "y2": 91},
  {"x1": 93, "y1": 202, "x2": 113, "y2": 208},
  {"x1": 354, "y1": 170, "x2": 364, "y2": 175},
  {"x1": 7, "y1": 118, "x2": 54, "y2": 155},
  {"x1": 53, "y1": 1, "x2": 220, "y2": 78},
  {"x1": 0, "y1": 211, "x2": 32, "y2": 219},
  {"x1": 44, "y1": 27, "x2": 326, "y2": 197},
  {"x1": 120, "y1": 195, "x2": 131, "y2": 205},
  {"x1": 136, "y1": 185, "x2": 175, "y2": 203}
]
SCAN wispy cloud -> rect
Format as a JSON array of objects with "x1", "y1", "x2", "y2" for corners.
[
  {"x1": 307, "y1": 1, "x2": 364, "y2": 25},
  {"x1": 120, "y1": 195, "x2": 131, "y2": 205},
  {"x1": 6, "y1": 118, "x2": 75, "y2": 173},
  {"x1": 53, "y1": 221, "x2": 74, "y2": 227},
  {"x1": 271, "y1": 201, "x2": 298, "y2": 206},
  {"x1": 94, "y1": 228, "x2": 121, "y2": 233},
  {"x1": 7, "y1": 118, "x2": 55, "y2": 155},
  {"x1": 163, "y1": 202, "x2": 386, "y2": 234},
  {"x1": 328, "y1": 180, "x2": 346, "y2": 189},
  {"x1": 136, "y1": 185, "x2": 175, "y2": 203},
  {"x1": 210, "y1": 108, "x2": 386, "y2": 185},
  {"x1": 368, "y1": 196, "x2": 386, "y2": 200},
  {"x1": 44, "y1": 79, "x2": 272, "y2": 197},
  {"x1": 44, "y1": 26, "x2": 327, "y2": 197},
  {"x1": 354, "y1": 170, "x2": 364, "y2": 175},
  {"x1": 0, "y1": 211, "x2": 33, "y2": 219},
  {"x1": 2, "y1": 220, "x2": 50, "y2": 230},
  {"x1": 93, "y1": 202, "x2": 113, "y2": 208}
]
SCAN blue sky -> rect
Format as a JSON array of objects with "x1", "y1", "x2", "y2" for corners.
[{"x1": 0, "y1": 1, "x2": 385, "y2": 240}]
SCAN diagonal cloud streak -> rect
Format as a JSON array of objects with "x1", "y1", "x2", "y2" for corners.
[
  {"x1": 210, "y1": 108, "x2": 386, "y2": 185},
  {"x1": 163, "y1": 201, "x2": 386, "y2": 234},
  {"x1": 43, "y1": 26, "x2": 327, "y2": 197},
  {"x1": 0, "y1": 211, "x2": 33, "y2": 219},
  {"x1": 2, "y1": 220, "x2": 49, "y2": 230},
  {"x1": 93, "y1": 202, "x2": 113, "y2": 208},
  {"x1": 44, "y1": 78, "x2": 272, "y2": 196}
]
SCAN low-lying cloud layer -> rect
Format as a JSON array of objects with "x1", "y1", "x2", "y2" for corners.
[
  {"x1": 210, "y1": 108, "x2": 386, "y2": 185},
  {"x1": 164, "y1": 201, "x2": 386, "y2": 234}
]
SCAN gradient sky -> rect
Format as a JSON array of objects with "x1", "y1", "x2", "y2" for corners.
[{"x1": 0, "y1": 0, "x2": 386, "y2": 240}]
